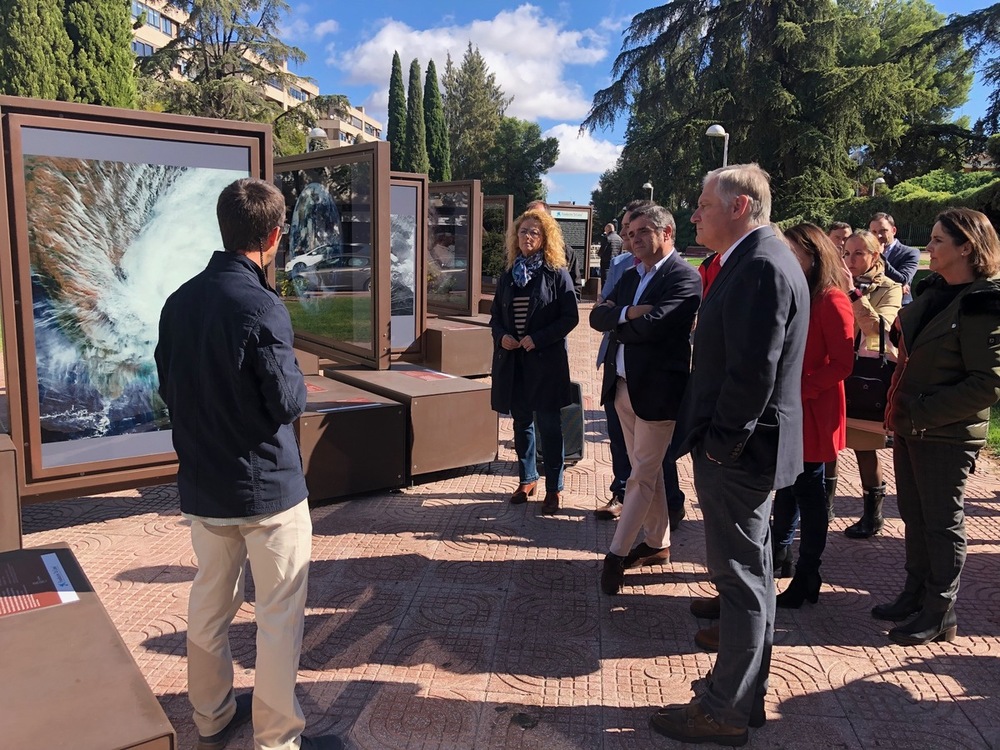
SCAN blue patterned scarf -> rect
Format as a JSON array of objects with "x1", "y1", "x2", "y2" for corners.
[{"x1": 513, "y1": 251, "x2": 544, "y2": 288}]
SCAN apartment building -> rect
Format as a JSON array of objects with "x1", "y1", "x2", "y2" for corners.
[
  {"x1": 315, "y1": 105, "x2": 383, "y2": 146},
  {"x1": 130, "y1": 0, "x2": 319, "y2": 110}
]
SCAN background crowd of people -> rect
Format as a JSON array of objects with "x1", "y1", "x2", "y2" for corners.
[{"x1": 488, "y1": 168, "x2": 1000, "y2": 746}]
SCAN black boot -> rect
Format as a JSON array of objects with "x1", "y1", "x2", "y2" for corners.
[
  {"x1": 888, "y1": 607, "x2": 957, "y2": 645},
  {"x1": 844, "y1": 484, "x2": 886, "y2": 539},
  {"x1": 773, "y1": 542, "x2": 792, "y2": 578},
  {"x1": 825, "y1": 475, "x2": 838, "y2": 523},
  {"x1": 872, "y1": 590, "x2": 924, "y2": 622},
  {"x1": 776, "y1": 566, "x2": 821, "y2": 609}
]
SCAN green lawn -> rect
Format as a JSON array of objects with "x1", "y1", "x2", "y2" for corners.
[
  {"x1": 284, "y1": 295, "x2": 372, "y2": 345},
  {"x1": 990, "y1": 404, "x2": 1000, "y2": 456}
]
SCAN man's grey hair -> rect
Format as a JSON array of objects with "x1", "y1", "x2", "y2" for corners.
[
  {"x1": 627, "y1": 203, "x2": 676, "y2": 238},
  {"x1": 704, "y1": 163, "x2": 772, "y2": 226}
]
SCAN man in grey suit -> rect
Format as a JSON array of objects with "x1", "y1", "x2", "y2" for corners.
[
  {"x1": 651, "y1": 164, "x2": 809, "y2": 745},
  {"x1": 869, "y1": 211, "x2": 920, "y2": 304}
]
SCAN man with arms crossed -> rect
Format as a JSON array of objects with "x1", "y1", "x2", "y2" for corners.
[
  {"x1": 656, "y1": 165, "x2": 808, "y2": 745},
  {"x1": 591, "y1": 203, "x2": 702, "y2": 595},
  {"x1": 155, "y1": 178, "x2": 340, "y2": 750}
]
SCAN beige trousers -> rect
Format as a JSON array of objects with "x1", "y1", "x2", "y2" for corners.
[
  {"x1": 188, "y1": 500, "x2": 312, "y2": 750},
  {"x1": 609, "y1": 380, "x2": 674, "y2": 557}
]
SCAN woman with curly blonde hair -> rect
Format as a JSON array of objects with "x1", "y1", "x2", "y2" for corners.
[{"x1": 490, "y1": 208, "x2": 578, "y2": 514}]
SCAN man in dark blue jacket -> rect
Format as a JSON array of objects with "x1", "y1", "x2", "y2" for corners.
[{"x1": 155, "y1": 178, "x2": 340, "y2": 750}]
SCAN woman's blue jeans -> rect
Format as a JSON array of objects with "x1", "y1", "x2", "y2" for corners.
[
  {"x1": 510, "y1": 403, "x2": 564, "y2": 492},
  {"x1": 771, "y1": 461, "x2": 828, "y2": 572}
]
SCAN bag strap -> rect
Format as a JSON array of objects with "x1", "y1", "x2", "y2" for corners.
[{"x1": 854, "y1": 315, "x2": 889, "y2": 363}]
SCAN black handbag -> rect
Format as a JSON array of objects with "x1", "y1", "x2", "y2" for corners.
[{"x1": 844, "y1": 317, "x2": 896, "y2": 422}]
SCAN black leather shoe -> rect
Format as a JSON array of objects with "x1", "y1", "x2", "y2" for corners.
[
  {"x1": 872, "y1": 590, "x2": 924, "y2": 622},
  {"x1": 197, "y1": 693, "x2": 252, "y2": 750},
  {"x1": 889, "y1": 608, "x2": 957, "y2": 646},
  {"x1": 649, "y1": 701, "x2": 748, "y2": 746},
  {"x1": 595, "y1": 492, "x2": 624, "y2": 520},
  {"x1": 301, "y1": 735, "x2": 344, "y2": 750},
  {"x1": 690, "y1": 595, "x2": 721, "y2": 619},
  {"x1": 694, "y1": 624, "x2": 719, "y2": 652},
  {"x1": 776, "y1": 568, "x2": 821, "y2": 609},
  {"x1": 510, "y1": 482, "x2": 537, "y2": 504},
  {"x1": 668, "y1": 504, "x2": 686, "y2": 529},
  {"x1": 540, "y1": 491, "x2": 560, "y2": 515},
  {"x1": 624, "y1": 542, "x2": 670, "y2": 568},
  {"x1": 601, "y1": 553, "x2": 627, "y2": 595}
]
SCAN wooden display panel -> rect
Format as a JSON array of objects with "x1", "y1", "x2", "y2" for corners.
[
  {"x1": 321, "y1": 363, "x2": 497, "y2": 477},
  {"x1": 296, "y1": 376, "x2": 406, "y2": 501},
  {"x1": 0, "y1": 544, "x2": 176, "y2": 749}
]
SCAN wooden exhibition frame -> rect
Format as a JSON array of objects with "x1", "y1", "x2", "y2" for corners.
[
  {"x1": 481, "y1": 193, "x2": 513, "y2": 297},
  {"x1": 275, "y1": 142, "x2": 392, "y2": 370},
  {"x1": 549, "y1": 203, "x2": 594, "y2": 283},
  {"x1": 389, "y1": 171, "x2": 428, "y2": 361},
  {"x1": 0, "y1": 96, "x2": 270, "y2": 503},
  {"x1": 427, "y1": 179, "x2": 483, "y2": 317}
]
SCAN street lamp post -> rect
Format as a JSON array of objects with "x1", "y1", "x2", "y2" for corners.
[
  {"x1": 705, "y1": 124, "x2": 729, "y2": 167},
  {"x1": 642, "y1": 181, "x2": 654, "y2": 201},
  {"x1": 871, "y1": 176, "x2": 886, "y2": 197},
  {"x1": 307, "y1": 127, "x2": 328, "y2": 152}
]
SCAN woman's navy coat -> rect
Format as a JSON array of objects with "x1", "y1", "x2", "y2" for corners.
[{"x1": 489, "y1": 264, "x2": 579, "y2": 414}]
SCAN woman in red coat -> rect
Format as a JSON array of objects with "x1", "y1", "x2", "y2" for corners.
[{"x1": 771, "y1": 223, "x2": 855, "y2": 607}]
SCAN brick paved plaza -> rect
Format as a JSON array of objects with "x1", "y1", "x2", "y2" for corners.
[{"x1": 21, "y1": 302, "x2": 1000, "y2": 749}]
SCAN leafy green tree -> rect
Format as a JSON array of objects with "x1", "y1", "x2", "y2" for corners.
[
  {"x1": 931, "y1": 3, "x2": 1000, "y2": 133},
  {"x1": 64, "y1": 0, "x2": 137, "y2": 107},
  {"x1": 584, "y1": 0, "x2": 973, "y2": 221},
  {"x1": 403, "y1": 58, "x2": 429, "y2": 174},
  {"x1": 387, "y1": 51, "x2": 407, "y2": 170},
  {"x1": 482, "y1": 117, "x2": 558, "y2": 211},
  {"x1": 0, "y1": 0, "x2": 74, "y2": 100},
  {"x1": 442, "y1": 43, "x2": 512, "y2": 179},
  {"x1": 423, "y1": 59, "x2": 451, "y2": 181},
  {"x1": 137, "y1": 0, "x2": 306, "y2": 122}
]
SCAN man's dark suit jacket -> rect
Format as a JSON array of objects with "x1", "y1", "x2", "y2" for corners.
[
  {"x1": 589, "y1": 250, "x2": 702, "y2": 422},
  {"x1": 883, "y1": 240, "x2": 921, "y2": 303},
  {"x1": 671, "y1": 226, "x2": 809, "y2": 490}
]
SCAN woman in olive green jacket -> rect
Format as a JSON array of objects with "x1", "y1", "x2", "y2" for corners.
[{"x1": 878, "y1": 208, "x2": 1000, "y2": 646}]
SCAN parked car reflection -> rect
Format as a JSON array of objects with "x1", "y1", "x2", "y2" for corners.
[{"x1": 290, "y1": 253, "x2": 372, "y2": 293}]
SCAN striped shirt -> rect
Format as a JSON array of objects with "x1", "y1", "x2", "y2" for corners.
[{"x1": 513, "y1": 287, "x2": 531, "y2": 336}]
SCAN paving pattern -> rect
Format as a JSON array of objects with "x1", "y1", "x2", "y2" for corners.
[{"x1": 20, "y1": 303, "x2": 1000, "y2": 749}]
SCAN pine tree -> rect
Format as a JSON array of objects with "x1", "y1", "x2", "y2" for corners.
[
  {"x1": 442, "y1": 44, "x2": 512, "y2": 179},
  {"x1": 0, "y1": 0, "x2": 74, "y2": 100},
  {"x1": 423, "y1": 59, "x2": 451, "y2": 181},
  {"x1": 387, "y1": 51, "x2": 408, "y2": 171},
  {"x1": 403, "y1": 59, "x2": 429, "y2": 174},
  {"x1": 64, "y1": 0, "x2": 137, "y2": 107}
]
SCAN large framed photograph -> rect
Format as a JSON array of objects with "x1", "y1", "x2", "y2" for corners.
[
  {"x1": 427, "y1": 180, "x2": 483, "y2": 317},
  {"x1": 0, "y1": 108, "x2": 262, "y2": 492},
  {"x1": 389, "y1": 172, "x2": 428, "y2": 358},
  {"x1": 275, "y1": 141, "x2": 391, "y2": 369}
]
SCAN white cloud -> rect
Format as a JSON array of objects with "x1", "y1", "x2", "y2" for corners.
[
  {"x1": 314, "y1": 20, "x2": 339, "y2": 39},
  {"x1": 328, "y1": 5, "x2": 611, "y2": 123},
  {"x1": 544, "y1": 123, "x2": 622, "y2": 174}
]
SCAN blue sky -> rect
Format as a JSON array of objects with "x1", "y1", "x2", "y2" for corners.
[{"x1": 280, "y1": 1, "x2": 995, "y2": 209}]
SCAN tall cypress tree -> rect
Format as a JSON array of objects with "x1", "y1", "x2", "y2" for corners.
[
  {"x1": 64, "y1": 0, "x2": 137, "y2": 107},
  {"x1": 423, "y1": 59, "x2": 451, "y2": 181},
  {"x1": 0, "y1": 0, "x2": 74, "y2": 100},
  {"x1": 403, "y1": 58, "x2": 429, "y2": 174},
  {"x1": 387, "y1": 51, "x2": 408, "y2": 171}
]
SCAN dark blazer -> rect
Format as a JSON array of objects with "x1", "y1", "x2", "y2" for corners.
[
  {"x1": 671, "y1": 227, "x2": 810, "y2": 490},
  {"x1": 490, "y1": 264, "x2": 579, "y2": 413},
  {"x1": 155, "y1": 252, "x2": 308, "y2": 518},
  {"x1": 883, "y1": 240, "x2": 921, "y2": 303},
  {"x1": 590, "y1": 251, "x2": 702, "y2": 421}
]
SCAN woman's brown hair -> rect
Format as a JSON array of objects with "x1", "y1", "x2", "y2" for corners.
[
  {"x1": 935, "y1": 207, "x2": 1000, "y2": 279},
  {"x1": 784, "y1": 223, "x2": 849, "y2": 297}
]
